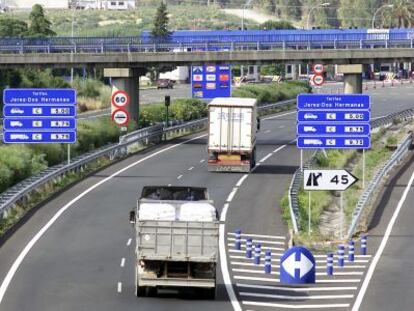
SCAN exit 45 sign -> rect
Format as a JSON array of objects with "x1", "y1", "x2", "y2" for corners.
[{"x1": 304, "y1": 169, "x2": 358, "y2": 191}]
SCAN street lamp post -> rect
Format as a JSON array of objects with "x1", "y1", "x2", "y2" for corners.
[
  {"x1": 372, "y1": 4, "x2": 394, "y2": 29},
  {"x1": 70, "y1": 0, "x2": 78, "y2": 85},
  {"x1": 241, "y1": 0, "x2": 253, "y2": 31},
  {"x1": 306, "y1": 2, "x2": 330, "y2": 30}
]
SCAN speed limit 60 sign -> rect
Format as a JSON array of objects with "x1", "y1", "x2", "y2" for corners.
[{"x1": 112, "y1": 90, "x2": 130, "y2": 108}]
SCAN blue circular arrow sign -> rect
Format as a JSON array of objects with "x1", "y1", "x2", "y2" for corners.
[{"x1": 280, "y1": 246, "x2": 316, "y2": 284}]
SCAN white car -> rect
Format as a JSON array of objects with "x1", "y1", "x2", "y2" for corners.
[{"x1": 304, "y1": 113, "x2": 318, "y2": 120}]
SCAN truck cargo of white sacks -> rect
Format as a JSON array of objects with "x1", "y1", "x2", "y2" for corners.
[{"x1": 138, "y1": 202, "x2": 216, "y2": 222}]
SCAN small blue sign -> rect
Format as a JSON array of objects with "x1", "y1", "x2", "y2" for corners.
[
  {"x1": 297, "y1": 94, "x2": 370, "y2": 110},
  {"x1": 3, "y1": 88, "x2": 76, "y2": 105},
  {"x1": 3, "y1": 105, "x2": 77, "y2": 117},
  {"x1": 297, "y1": 136, "x2": 371, "y2": 149},
  {"x1": 4, "y1": 118, "x2": 76, "y2": 131},
  {"x1": 297, "y1": 111, "x2": 370, "y2": 122},
  {"x1": 192, "y1": 64, "x2": 232, "y2": 99},
  {"x1": 297, "y1": 123, "x2": 370, "y2": 136},
  {"x1": 280, "y1": 246, "x2": 316, "y2": 284},
  {"x1": 3, "y1": 131, "x2": 77, "y2": 144}
]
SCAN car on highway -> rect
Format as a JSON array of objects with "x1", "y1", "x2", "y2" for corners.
[{"x1": 156, "y1": 79, "x2": 174, "y2": 89}]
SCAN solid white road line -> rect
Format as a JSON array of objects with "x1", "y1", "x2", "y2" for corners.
[
  {"x1": 261, "y1": 111, "x2": 295, "y2": 121},
  {"x1": 236, "y1": 283, "x2": 358, "y2": 292},
  {"x1": 200, "y1": 159, "x2": 205, "y2": 163},
  {"x1": 234, "y1": 276, "x2": 361, "y2": 283},
  {"x1": 240, "y1": 291, "x2": 354, "y2": 300},
  {"x1": 231, "y1": 268, "x2": 363, "y2": 276},
  {"x1": 120, "y1": 258, "x2": 125, "y2": 268},
  {"x1": 236, "y1": 174, "x2": 249, "y2": 187},
  {"x1": 352, "y1": 168, "x2": 414, "y2": 311},
  {"x1": 229, "y1": 254, "x2": 283, "y2": 259},
  {"x1": 126, "y1": 238, "x2": 132, "y2": 246},
  {"x1": 227, "y1": 237, "x2": 285, "y2": 245},
  {"x1": 0, "y1": 133, "x2": 208, "y2": 304},
  {"x1": 221, "y1": 203, "x2": 230, "y2": 222},
  {"x1": 188, "y1": 166, "x2": 194, "y2": 171},
  {"x1": 242, "y1": 301, "x2": 350, "y2": 309},
  {"x1": 232, "y1": 268, "x2": 278, "y2": 275},
  {"x1": 313, "y1": 255, "x2": 371, "y2": 259},
  {"x1": 227, "y1": 232, "x2": 286, "y2": 240},
  {"x1": 117, "y1": 282, "x2": 122, "y2": 293},
  {"x1": 226, "y1": 188, "x2": 238, "y2": 202},
  {"x1": 177, "y1": 175, "x2": 183, "y2": 179},
  {"x1": 227, "y1": 244, "x2": 285, "y2": 251},
  {"x1": 259, "y1": 153, "x2": 273, "y2": 163}
]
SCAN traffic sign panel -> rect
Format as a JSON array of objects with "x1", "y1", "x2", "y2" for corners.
[
  {"x1": 297, "y1": 123, "x2": 370, "y2": 136},
  {"x1": 280, "y1": 246, "x2": 315, "y2": 284},
  {"x1": 313, "y1": 64, "x2": 324, "y2": 74},
  {"x1": 112, "y1": 109, "x2": 129, "y2": 126},
  {"x1": 3, "y1": 105, "x2": 77, "y2": 117},
  {"x1": 111, "y1": 90, "x2": 130, "y2": 108},
  {"x1": 297, "y1": 110, "x2": 370, "y2": 122},
  {"x1": 3, "y1": 88, "x2": 76, "y2": 105},
  {"x1": 297, "y1": 94, "x2": 370, "y2": 110},
  {"x1": 4, "y1": 118, "x2": 76, "y2": 131},
  {"x1": 3, "y1": 131, "x2": 76, "y2": 144},
  {"x1": 304, "y1": 169, "x2": 358, "y2": 191},
  {"x1": 312, "y1": 74, "x2": 324, "y2": 86},
  {"x1": 297, "y1": 136, "x2": 370, "y2": 149}
]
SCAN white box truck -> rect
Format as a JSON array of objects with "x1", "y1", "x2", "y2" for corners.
[
  {"x1": 129, "y1": 186, "x2": 219, "y2": 298},
  {"x1": 207, "y1": 97, "x2": 258, "y2": 172}
]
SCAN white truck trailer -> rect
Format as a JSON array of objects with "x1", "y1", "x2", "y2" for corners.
[
  {"x1": 129, "y1": 186, "x2": 219, "y2": 298},
  {"x1": 207, "y1": 97, "x2": 258, "y2": 172}
]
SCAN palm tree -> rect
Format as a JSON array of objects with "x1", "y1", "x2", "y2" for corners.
[{"x1": 382, "y1": 0, "x2": 414, "y2": 28}]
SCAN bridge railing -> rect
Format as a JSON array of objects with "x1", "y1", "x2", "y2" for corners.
[
  {"x1": 0, "y1": 39, "x2": 414, "y2": 54},
  {"x1": 0, "y1": 99, "x2": 295, "y2": 221}
]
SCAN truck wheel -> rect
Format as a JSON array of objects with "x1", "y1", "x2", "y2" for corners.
[{"x1": 146, "y1": 286, "x2": 157, "y2": 297}]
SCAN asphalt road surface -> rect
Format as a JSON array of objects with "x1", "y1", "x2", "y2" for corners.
[{"x1": 0, "y1": 85, "x2": 414, "y2": 311}]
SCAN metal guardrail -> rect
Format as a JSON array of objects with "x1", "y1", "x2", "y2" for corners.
[
  {"x1": 288, "y1": 108, "x2": 414, "y2": 235},
  {"x1": 347, "y1": 133, "x2": 413, "y2": 238},
  {"x1": 0, "y1": 99, "x2": 295, "y2": 220},
  {"x1": 1, "y1": 39, "x2": 414, "y2": 54}
]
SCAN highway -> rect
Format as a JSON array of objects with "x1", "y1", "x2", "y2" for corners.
[{"x1": 1, "y1": 85, "x2": 414, "y2": 311}]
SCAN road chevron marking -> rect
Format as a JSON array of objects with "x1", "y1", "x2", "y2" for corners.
[{"x1": 0, "y1": 133, "x2": 208, "y2": 304}]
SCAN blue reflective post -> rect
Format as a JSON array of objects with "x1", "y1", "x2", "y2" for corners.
[
  {"x1": 235, "y1": 229, "x2": 241, "y2": 250},
  {"x1": 246, "y1": 238, "x2": 253, "y2": 259},
  {"x1": 361, "y1": 235, "x2": 367, "y2": 255},
  {"x1": 348, "y1": 240, "x2": 355, "y2": 262},
  {"x1": 264, "y1": 251, "x2": 271, "y2": 274},
  {"x1": 327, "y1": 253, "x2": 334, "y2": 276},
  {"x1": 254, "y1": 244, "x2": 261, "y2": 265},
  {"x1": 337, "y1": 245, "x2": 345, "y2": 267}
]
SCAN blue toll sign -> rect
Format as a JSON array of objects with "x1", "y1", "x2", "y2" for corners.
[
  {"x1": 297, "y1": 94, "x2": 371, "y2": 150},
  {"x1": 3, "y1": 88, "x2": 76, "y2": 105},
  {"x1": 297, "y1": 94, "x2": 370, "y2": 110},
  {"x1": 297, "y1": 123, "x2": 370, "y2": 136},
  {"x1": 191, "y1": 64, "x2": 232, "y2": 99},
  {"x1": 2, "y1": 88, "x2": 77, "y2": 144},
  {"x1": 297, "y1": 136, "x2": 371, "y2": 149},
  {"x1": 4, "y1": 118, "x2": 76, "y2": 131},
  {"x1": 297, "y1": 111, "x2": 370, "y2": 122},
  {"x1": 280, "y1": 246, "x2": 316, "y2": 284},
  {"x1": 3, "y1": 105, "x2": 76, "y2": 117},
  {"x1": 3, "y1": 131, "x2": 77, "y2": 144}
]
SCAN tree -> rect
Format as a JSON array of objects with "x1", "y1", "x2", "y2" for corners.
[
  {"x1": 261, "y1": 20, "x2": 295, "y2": 29},
  {"x1": 0, "y1": 18, "x2": 28, "y2": 37},
  {"x1": 383, "y1": 0, "x2": 414, "y2": 28},
  {"x1": 151, "y1": 1, "x2": 171, "y2": 42},
  {"x1": 27, "y1": 4, "x2": 56, "y2": 37}
]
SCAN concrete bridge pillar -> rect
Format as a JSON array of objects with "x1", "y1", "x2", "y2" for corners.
[
  {"x1": 104, "y1": 68, "x2": 144, "y2": 128},
  {"x1": 337, "y1": 64, "x2": 363, "y2": 94}
]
